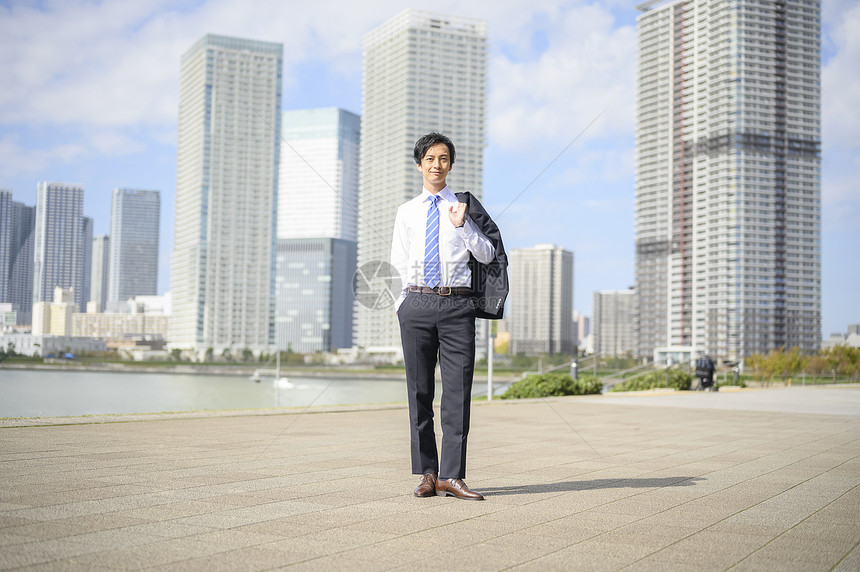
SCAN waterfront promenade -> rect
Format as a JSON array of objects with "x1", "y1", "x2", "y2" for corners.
[{"x1": 1, "y1": 386, "x2": 858, "y2": 570}]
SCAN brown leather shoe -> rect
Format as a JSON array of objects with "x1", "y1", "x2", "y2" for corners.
[
  {"x1": 413, "y1": 473, "x2": 437, "y2": 497},
  {"x1": 436, "y1": 478, "x2": 484, "y2": 501}
]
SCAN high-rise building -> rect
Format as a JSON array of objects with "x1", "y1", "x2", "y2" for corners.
[
  {"x1": 90, "y1": 235, "x2": 110, "y2": 313},
  {"x1": 9, "y1": 201, "x2": 35, "y2": 325},
  {"x1": 169, "y1": 35, "x2": 282, "y2": 355},
  {"x1": 593, "y1": 289, "x2": 638, "y2": 357},
  {"x1": 573, "y1": 310, "x2": 590, "y2": 345},
  {"x1": 635, "y1": 0, "x2": 821, "y2": 361},
  {"x1": 276, "y1": 108, "x2": 360, "y2": 352},
  {"x1": 509, "y1": 244, "x2": 575, "y2": 356},
  {"x1": 0, "y1": 190, "x2": 12, "y2": 305},
  {"x1": 33, "y1": 182, "x2": 88, "y2": 313},
  {"x1": 81, "y1": 216, "x2": 93, "y2": 308},
  {"x1": 278, "y1": 108, "x2": 360, "y2": 241},
  {"x1": 354, "y1": 10, "x2": 488, "y2": 351},
  {"x1": 108, "y1": 189, "x2": 160, "y2": 307},
  {"x1": 572, "y1": 309, "x2": 591, "y2": 352},
  {"x1": 274, "y1": 238, "x2": 357, "y2": 353}
]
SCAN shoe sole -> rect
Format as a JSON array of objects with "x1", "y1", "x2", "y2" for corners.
[
  {"x1": 413, "y1": 490, "x2": 437, "y2": 497},
  {"x1": 436, "y1": 489, "x2": 484, "y2": 501}
]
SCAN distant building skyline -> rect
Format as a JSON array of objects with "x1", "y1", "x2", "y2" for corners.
[
  {"x1": 108, "y1": 188, "x2": 160, "y2": 308},
  {"x1": 509, "y1": 244, "x2": 575, "y2": 356},
  {"x1": 634, "y1": 0, "x2": 822, "y2": 361},
  {"x1": 353, "y1": 10, "x2": 489, "y2": 352},
  {"x1": 3, "y1": 6, "x2": 848, "y2": 350},
  {"x1": 169, "y1": 34, "x2": 283, "y2": 354}
]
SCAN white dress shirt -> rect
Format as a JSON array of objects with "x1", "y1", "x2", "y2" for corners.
[{"x1": 391, "y1": 186, "x2": 495, "y2": 311}]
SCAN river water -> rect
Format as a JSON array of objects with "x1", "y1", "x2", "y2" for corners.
[
  {"x1": 0, "y1": 369, "x2": 414, "y2": 418},
  {"x1": 1, "y1": 369, "x2": 501, "y2": 418}
]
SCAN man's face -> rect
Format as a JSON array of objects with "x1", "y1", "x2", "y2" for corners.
[{"x1": 416, "y1": 143, "x2": 452, "y2": 191}]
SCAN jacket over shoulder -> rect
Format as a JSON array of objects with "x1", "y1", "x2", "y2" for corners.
[{"x1": 455, "y1": 192, "x2": 508, "y2": 320}]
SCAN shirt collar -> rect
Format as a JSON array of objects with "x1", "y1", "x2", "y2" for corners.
[{"x1": 422, "y1": 186, "x2": 453, "y2": 203}]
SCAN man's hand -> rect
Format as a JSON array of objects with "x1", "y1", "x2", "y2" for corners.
[{"x1": 448, "y1": 202, "x2": 467, "y2": 227}]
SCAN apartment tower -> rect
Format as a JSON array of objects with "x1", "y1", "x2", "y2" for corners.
[
  {"x1": 32, "y1": 182, "x2": 88, "y2": 312},
  {"x1": 593, "y1": 289, "x2": 638, "y2": 358},
  {"x1": 509, "y1": 244, "x2": 575, "y2": 356},
  {"x1": 635, "y1": 0, "x2": 821, "y2": 361},
  {"x1": 3, "y1": 196, "x2": 35, "y2": 325},
  {"x1": 0, "y1": 190, "x2": 12, "y2": 305},
  {"x1": 108, "y1": 189, "x2": 160, "y2": 308},
  {"x1": 90, "y1": 235, "x2": 110, "y2": 313},
  {"x1": 354, "y1": 10, "x2": 488, "y2": 351},
  {"x1": 169, "y1": 35, "x2": 282, "y2": 355}
]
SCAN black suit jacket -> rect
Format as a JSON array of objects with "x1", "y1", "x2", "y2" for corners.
[{"x1": 456, "y1": 192, "x2": 508, "y2": 320}]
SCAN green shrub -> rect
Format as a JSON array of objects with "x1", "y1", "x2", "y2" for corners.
[
  {"x1": 501, "y1": 372, "x2": 602, "y2": 399},
  {"x1": 610, "y1": 369, "x2": 693, "y2": 392}
]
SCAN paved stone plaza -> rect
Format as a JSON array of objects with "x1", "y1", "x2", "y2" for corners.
[{"x1": 1, "y1": 386, "x2": 858, "y2": 570}]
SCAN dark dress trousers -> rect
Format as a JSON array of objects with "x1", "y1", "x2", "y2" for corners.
[{"x1": 398, "y1": 292, "x2": 477, "y2": 479}]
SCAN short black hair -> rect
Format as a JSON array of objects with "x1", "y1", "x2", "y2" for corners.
[{"x1": 413, "y1": 132, "x2": 455, "y2": 165}]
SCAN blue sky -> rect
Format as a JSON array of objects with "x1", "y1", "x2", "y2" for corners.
[{"x1": 1, "y1": 0, "x2": 858, "y2": 337}]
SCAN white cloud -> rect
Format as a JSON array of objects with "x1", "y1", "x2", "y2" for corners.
[
  {"x1": 88, "y1": 131, "x2": 147, "y2": 156},
  {"x1": 0, "y1": 133, "x2": 86, "y2": 177},
  {"x1": 822, "y1": 1, "x2": 860, "y2": 154},
  {"x1": 0, "y1": 0, "x2": 383, "y2": 127},
  {"x1": 821, "y1": 1, "x2": 860, "y2": 232},
  {"x1": 488, "y1": 3, "x2": 636, "y2": 154}
]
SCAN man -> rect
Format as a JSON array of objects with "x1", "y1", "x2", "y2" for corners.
[
  {"x1": 391, "y1": 132, "x2": 503, "y2": 501},
  {"x1": 696, "y1": 354, "x2": 716, "y2": 391}
]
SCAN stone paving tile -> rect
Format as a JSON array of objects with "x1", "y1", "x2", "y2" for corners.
[
  {"x1": 169, "y1": 501, "x2": 332, "y2": 530},
  {"x1": 510, "y1": 541, "x2": 644, "y2": 571},
  {"x1": 833, "y1": 543, "x2": 860, "y2": 571},
  {"x1": 145, "y1": 544, "x2": 306, "y2": 571},
  {"x1": 642, "y1": 530, "x2": 776, "y2": 568},
  {"x1": 62, "y1": 528, "x2": 166, "y2": 550},
  {"x1": 733, "y1": 557, "x2": 841, "y2": 572},
  {"x1": 0, "y1": 537, "x2": 107, "y2": 569},
  {"x1": 596, "y1": 523, "x2": 701, "y2": 548},
  {"x1": 0, "y1": 530, "x2": 35, "y2": 547},
  {"x1": 746, "y1": 537, "x2": 856, "y2": 567},
  {"x1": 483, "y1": 529, "x2": 589, "y2": 556},
  {"x1": 10, "y1": 560, "x2": 116, "y2": 571},
  {"x1": 289, "y1": 541, "x2": 439, "y2": 571},
  {"x1": 408, "y1": 541, "x2": 547, "y2": 571},
  {"x1": 2, "y1": 514, "x2": 152, "y2": 542}
]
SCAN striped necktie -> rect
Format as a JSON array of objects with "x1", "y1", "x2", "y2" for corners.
[{"x1": 424, "y1": 195, "x2": 441, "y2": 288}]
